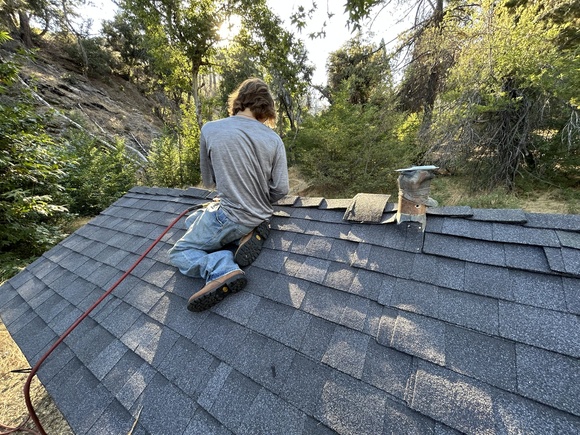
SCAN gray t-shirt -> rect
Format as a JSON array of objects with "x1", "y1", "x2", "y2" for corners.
[{"x1": 200, "y1": 115, "x2": 289, "y2": 227}]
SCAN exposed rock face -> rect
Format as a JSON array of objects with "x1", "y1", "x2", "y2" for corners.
[{"x1": 13, "y1": 44, "x2": 164, "y2": 156}]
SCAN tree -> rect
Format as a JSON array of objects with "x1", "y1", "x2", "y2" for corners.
[
  {"x1": 326, "y1": 34, "x2": 390, "y2": 105},
  {"x1": 426, "y1": 0, "x2": 580, "y2": 190},
  {"x1": 0, "y1": 48, "x2": 69, "y2": 257}
]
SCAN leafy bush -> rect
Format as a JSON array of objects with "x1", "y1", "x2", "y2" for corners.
[
  {"x1": 146, "y1": 103, "x2": 201, "y2": 188},
  {"x1": 292, "y1": 88, "x2": 416, "y2": 197},
  {"x1": 0, "y1": 58, "x2": 69, "y2": 258},
  {"x1": 61, "y1": 131, "x2": 138, "y2": 216}
]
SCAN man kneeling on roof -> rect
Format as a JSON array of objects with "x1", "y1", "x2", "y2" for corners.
[{"x1": 169, "y1": 77, "x2": 289, "y2": 312}]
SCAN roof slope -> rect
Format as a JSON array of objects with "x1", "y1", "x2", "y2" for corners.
[{"x1": 1, "y1": 186, "x2": 579, "y2": 434}]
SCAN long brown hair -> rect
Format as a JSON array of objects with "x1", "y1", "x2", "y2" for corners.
[{"x1": 228, "y1": 78, "x2": 277, "y2": 126}]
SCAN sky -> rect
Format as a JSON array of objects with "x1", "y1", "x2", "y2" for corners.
[
  {"x1": 266, "y1": 1, "x2": 409, "y2": 84},
  {"x1": 82, "y1": 0, "x2": 410, "y2": 85}
]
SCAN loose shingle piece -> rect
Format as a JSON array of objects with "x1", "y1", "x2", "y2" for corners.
[{"x1": 1, "y1": 188, "x2": 579, "y2": 434}]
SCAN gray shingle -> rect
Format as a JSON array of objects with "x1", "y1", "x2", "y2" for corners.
[
  {"x1": 314, "y1": 370, "x2": 387, "y2": 435},
  {"x1": 87, "y1": 339, "x2": 128, "y2": 381},
  {"x1": 123, "y1": 280, "x2": 164, "y2": 313},
  {"x1": 510, "y1": 270, "x2": 566, "y2": 310},
  {"x1": 305, "y1": 219, "x2": 351, "y2": 239},
  {"x1": 98, "y1": 300, "x2": 141, "y2": 337},
  {"x1": 250, "y1": 247, "x2": 288, "y2": 272},
  {"x1": 148, "y1": 292, "x2": 207, "y2": 339},
  {"x1": 49, "y1": 364, "x2": 114, "y2": 434},
  {"x1": 239, "y1": 388, "x2": 306, "y2": 435},
  {"x1": 11, "y1": 314, "x2": 57, "y2": 364},
  {"x1": 297, "y1": 257, "x2": 331, "y2": 284},
  {"x1": 362, "y1": 338, "x2": 413, "y2": 399},
  {"x1": 86, "y1": 398, "x2": 136, "y2": 435},
  {"x1": 184, "y1": 408, "x2": 233, "y2": 435},
  {"x1": 423, "y1": 233, "x2": 506, "y2": 267},
  {"x1": 119, "y1": 314, "x2": 179, "y2": 366},
  {"x1": 212, "y1": 289, "x2": 261, "y2": 325},
  {"x1": 563, "y1": 277, "x2": 580, "y2": 314},
  {"x1": 64, "y1": 320, "x2": 117, "y2": 367},
  {"x1": 558, "y1": 230, "x2": 580, "y2": 249},
  {"x1": 271, "y1": 308, "x2": 312, "y2": 349},
  {"x1": 382, "y1": 399, "x2": 437, "y2": 435},
  {"x1": 427, "y1": 206, "x2": 473, "y2": 217},
  {"x1": 36, "y1": 292, "x2": 70, "y2": 324},
  {"x1": 3, "y1": 186, "x2": 580, "y2": 435},
  {"x1": 323, "y1": 262, "x2": 356, "y2": 292},
  {"x1": 101, "y1": 351, "x2": 147, "y2": 397},
  {"x1": 437, "y1": 288, "x2": 499, "y2": 335},
  {"x1": 247, "y1": 297, "x2": 295, "y2": 337},
  {"x1": 349, "y1": 269, "x2": 390, "y2": 301},
  {"x1": 365, "y1": 245, "x2": 417, "y2": 279},
  {"x1": 525, "y1": 212, "x2": 580, "y2": 231},
  {"x1": 499, "y1": 301, "x2": 580, "y2": 357},
  {"x1": 471, "y1": 208, "x2": 527, "y2": 223},
  {"x1": 516, "y1": 344, "x2": 580, "y2": 415},
  {"x1": 158, "y1": 336, "x2": 217, "y2": 398},
  {"x1": 322, "y1": 326, "x2": 369, "y2": 379},
  {"x1": 504, "y1": 244, "x2": 551, "y2": 273},
  {"x1": 281, "y1": 353, "x2": 332, "y2": 414},
  {"x1": 191, "y1": 312, "x2": 235, "y2": 354},
  {"x1": 326, "y1": 238, "x2": 358, "y2": 264},
  {"x1": 207, "y1": 369, "x2": 261, "y2": 431},
  {"x1": 544, "y1": 246, "x2": 567, "y2": 273},
  {"x1": 242, "y1": 338, "x2": 296, "y2": 393},
  {"x1": 445, "y1": 324, "x2": 516, "y2": 391},
  {"x1": 301, "y1": 283, "x2": 349, "y2": 324},
  {"x1": 562, "y1": 247, "x2": 580, "y2": 276},
  {"x1": 197, "y1": 362, "x2": 233, "y2": 410},
  {"x1": 340, "y1": 294, "x2": 370, "y2": 332},
  {"x1": 441, "y1": 218, "x2": 494, "y2": 240},
  {"x1": 37, "y1": 343, "x2": 75, "y2": 385},
  {"x1": 255, "y1": 272, "x2": 308, "y2": 309},
  {"x1": 115, "y1": 363, "x2": 157, "y2": 416},
  {"x1": 389, "y1": 279, "x2": 439, "y2": 317},
  {"x1": 410, "y1": 360, "x2": 498, "y2": 434},
  {"x1": 464, "y1": 262, "x2": 513, "y2": 299},
  {"x1": 136, "y1": 372, "x2": 197, "y2": 434},
  {"x1": 302, "y1": 416, "x2": 338, "y2": 435},
  {"x1": 493, "y1": 392, "x2": 580, "y2": 434},
  {"x1": 299, "y1": 315, "x2": 337, "y2": 361}
]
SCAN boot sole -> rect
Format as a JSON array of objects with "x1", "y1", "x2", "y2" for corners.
[
  {"x1": 187, "y1": 275, "x2": 247, "y2": 312},
  {"x1": 234, "y1": 221, "x2": 270, "y2": 267}
]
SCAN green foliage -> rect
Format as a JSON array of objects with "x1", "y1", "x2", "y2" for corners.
[
  {"x1": 427, "y1": 0, "x2": 580, "y2": 191},
  {"x1": 61, "y1": 34, "x2": 117, "y2": 78},
  {"x1": 0, "y1": 60, "x2": 68, "y2": 257},
  {"x1": 327, "y1": 35, "x2": 391, "y2": 105},
  {"x1": 61, "y1": 131, "x2": 138, "y2": 216},
  {"x1": 146, "y1": 103, "x2": 201, "y2": 187},
  {"x1": 293, "y1": 87, "x2": 414, "y2": 196}
]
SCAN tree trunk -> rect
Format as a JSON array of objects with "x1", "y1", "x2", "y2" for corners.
[
  {"x1": 191, "y1": 67, "x2": 203, "y2": 130},
  {"x1": 18, "y1": 10, "x2": 33, "y2": 47},
  {"x1": 419, "y1": 0, "x2": 445, "y2": 137}
]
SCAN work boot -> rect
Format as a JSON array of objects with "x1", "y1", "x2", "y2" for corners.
[
  {"x1": 234, "y1": 221, "x2": 270, "y2": 267},
  {"x1": 187, "y1": 270, "x2": 247, "y2": 312}
]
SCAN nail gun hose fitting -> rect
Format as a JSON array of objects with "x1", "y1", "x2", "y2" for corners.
[{"x1": 23, "y1": 205, "x2": 195, "y2": 435}]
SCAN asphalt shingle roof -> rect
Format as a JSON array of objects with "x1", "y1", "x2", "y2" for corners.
[{"x1": 1, "y1": 186, "x2": 579, "y2": 434}]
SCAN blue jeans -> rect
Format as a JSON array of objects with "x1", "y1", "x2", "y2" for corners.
[{"x1": 169, "y1": 202, "x2": 254, "y2": 283}]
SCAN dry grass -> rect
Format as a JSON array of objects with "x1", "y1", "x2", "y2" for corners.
[{"x1": 1, "y1": 312, "x2": 74, "y2": 434}]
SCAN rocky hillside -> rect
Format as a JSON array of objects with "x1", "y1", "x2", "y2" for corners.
[{"x1": 11, "y1": 41, "x2": 164, "y2": 156}]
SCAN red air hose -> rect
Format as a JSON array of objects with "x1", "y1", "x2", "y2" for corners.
[{"x1": 20, "y1": 205, "x2": 197, "y2": 435}]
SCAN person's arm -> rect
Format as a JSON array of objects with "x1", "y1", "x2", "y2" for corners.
[
  {"x1": 199, "y1": 134, "x2": 216, "y2": 188},
  {"x1": 269, "y1": 142, "x2": 289, "y2": 203}
]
